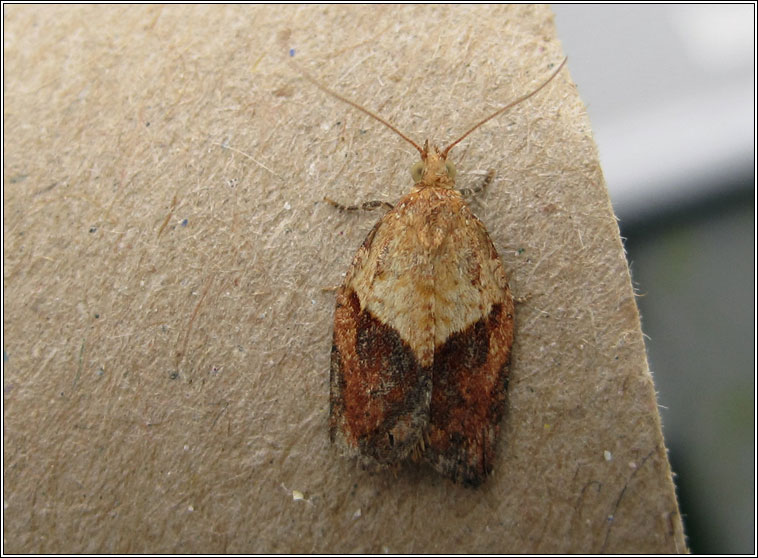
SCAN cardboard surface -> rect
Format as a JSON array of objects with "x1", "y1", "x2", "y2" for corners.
[{"x1": 3, "y1": 5, "x2": 686, "y2": 553}]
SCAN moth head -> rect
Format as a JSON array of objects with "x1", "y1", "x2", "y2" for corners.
[{"x1": 411, "y1": 141, "x2": 456, "y2": 187}]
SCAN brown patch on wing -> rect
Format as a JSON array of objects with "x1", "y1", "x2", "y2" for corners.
[
  {"x1": 330, "y1": 289, "x2": 431, "y2": 465},
  {"x1": 425, "y1": 301, "x2": 514, "y2": 487}
]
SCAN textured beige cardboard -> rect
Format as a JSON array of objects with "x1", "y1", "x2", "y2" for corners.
[{"x1": 3, "y1": 5, "x2": 685, "y2": 552}]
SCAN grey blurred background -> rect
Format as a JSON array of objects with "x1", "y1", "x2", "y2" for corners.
[{"x1": 552, "y1": 5, "x2": 754, "y2": 553}]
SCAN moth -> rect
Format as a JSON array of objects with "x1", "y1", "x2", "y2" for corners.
[{"x1": 300, "y1": 57, "x2": 567, "y2": 486}]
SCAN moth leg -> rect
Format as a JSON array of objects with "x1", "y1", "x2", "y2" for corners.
[
  {"x1": 514, "y1": 293, "x2": 532, "y2": 305},
  {"x1": 458, "y1": 169, "x2": 495, "y2": 198},
  {"x1": 324, "y1": 197, "x2": 393, "y2": 212}
]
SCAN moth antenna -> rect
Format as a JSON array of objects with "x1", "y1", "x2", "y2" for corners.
[
  {"x1": 291, "y1": 59, "x2": 425, "y2": 157},
  {"x1": 442, "y1": 57, "x2": 567, "y2": 157}
]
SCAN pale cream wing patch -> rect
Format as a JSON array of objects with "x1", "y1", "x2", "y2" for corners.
[
  {"x1": 431, "y1": 201, "x2": 509, "y2": 348},
  {"x1": 345, "y1": 187, "x2": 507, "y2": 365},
  {"x1": 347, "y1": 193, "x2": 437, "y2": 367}
]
